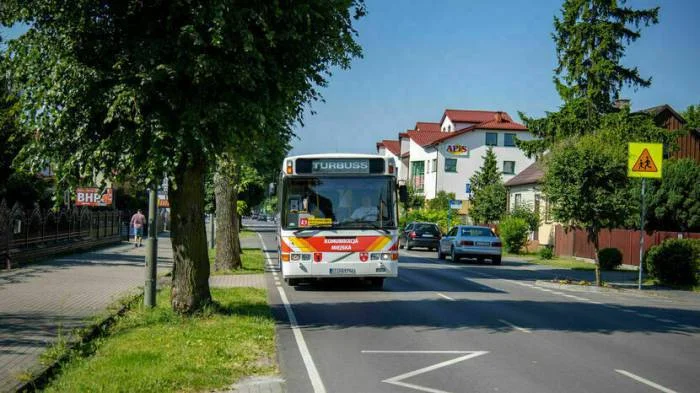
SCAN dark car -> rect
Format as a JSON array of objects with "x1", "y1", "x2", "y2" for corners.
[{"x1": 399, "y1": 222, "x2": 441, "y2": 250}]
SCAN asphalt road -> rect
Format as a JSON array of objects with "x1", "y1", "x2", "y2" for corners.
[{"x1": 253, "y1": 227, "x2": 700, "y2": 393}]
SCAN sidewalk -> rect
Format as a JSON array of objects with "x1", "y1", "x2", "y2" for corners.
[{"x1": 0, "y1": 235, "x2": 174, "y2": 393}]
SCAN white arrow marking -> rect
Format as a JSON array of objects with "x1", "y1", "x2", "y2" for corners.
[{"x1": 363, "y1": 350, "x2": 489, "y2": 393}]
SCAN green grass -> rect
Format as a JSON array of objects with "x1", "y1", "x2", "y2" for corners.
[
  {"x1": 643, "y1": 278, "x2": 700, "y2": 292},
  {"x1": 239, "y1": 230, "x2": 256, "y2": 239},
  {"x1": 209, "y1": 248, "x2": 266, "y2": 275},
  {"x1": 41, "y1": 287, "x2": 276, "y2": 393},
  {"x1": 523, "y1": 256, "x2": 598, "y2": 271}
]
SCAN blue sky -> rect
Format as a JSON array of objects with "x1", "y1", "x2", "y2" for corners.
[{"x1": 3, "y1": 1, "x2": 699, "y2": 156}]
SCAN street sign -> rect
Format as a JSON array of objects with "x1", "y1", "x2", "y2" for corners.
[
  {"x1": 628, "y1": 143, "x2": 663, "y2": 178},
  {"x1": 465, "y1": 183, "x2": 471, "y2": 194},
  {"x1": 449, "y1": 200, "x2": 462, "y2": 209},
  {"x1": 75, "y1": 187, "x2": 113, "y2": 207}
]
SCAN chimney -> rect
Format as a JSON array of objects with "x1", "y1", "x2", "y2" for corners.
[
  {"x1": 494, "y1": 111, "x2": 503, "y2": 122},
  {"x1": 614, "y1": 99, "x2": 631, "y2": 109}
]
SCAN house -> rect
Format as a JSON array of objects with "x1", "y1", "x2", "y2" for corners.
[
  {"x1": 637, "y1": 104, "x2": 699, "y2": 162},
  {"x1": 406, "y1": 110, "x2": 536, "y2": 205},
  {"x1": 376, "y1": 139, "x2": 404, "y2": 182},
  {"x1": 503, "y1": 161, "x2": 555, "y2": 246}
]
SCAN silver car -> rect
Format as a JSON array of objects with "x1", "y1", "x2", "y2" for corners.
[{"x1": 438, "y1": 225, "x2": 502, "y2": 264}]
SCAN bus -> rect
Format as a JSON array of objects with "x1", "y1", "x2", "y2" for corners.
[{"x1": 276, "y1": 153, "x2": 406, "y2": 288}]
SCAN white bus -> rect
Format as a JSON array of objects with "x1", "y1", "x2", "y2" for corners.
[{"x1": 276, "y1": 153, "x2": 406, "y2": 288}]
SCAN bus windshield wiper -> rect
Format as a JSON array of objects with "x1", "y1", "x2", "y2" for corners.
[{"x1": 342, "y1": 221, "x2": 391, "y2": 234}]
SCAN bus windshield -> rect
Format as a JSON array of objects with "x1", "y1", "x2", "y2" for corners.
[{"x1": 281, "y1": 176, "x2": 396, "y2": 230}]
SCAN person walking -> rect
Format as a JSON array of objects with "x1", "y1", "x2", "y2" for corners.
[{"x1": 130, "y1": 209, "x2": 146, "y2": 247}]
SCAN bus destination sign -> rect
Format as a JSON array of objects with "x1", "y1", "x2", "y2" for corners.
[{"x1": 311, "y1": 159, "x2": 370, "y2": 174}]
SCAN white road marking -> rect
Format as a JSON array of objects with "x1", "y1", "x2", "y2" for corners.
[
  {"x1": 657, "y1": 319, "x2": 678, "y2": 324},
  {"x1": 258, "y1": 232, "x2": 327, "y2": 393},
  {"x1": 498, "y1": 319, "x2": 532, "y2": 333},
  {"x1": 615, "y1": 369, "x2": 680, "y2": 393},
  {"x1": 377, "y1": 351, "x2": 489, "y2": 393},
  {"x1": 436, "y1": 292, "x2": 455, "y2": 301}
]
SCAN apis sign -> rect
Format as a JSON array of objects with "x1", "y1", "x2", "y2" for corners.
[{"x1": 445, "y1": 144, "x2": 470, "y2": 157}]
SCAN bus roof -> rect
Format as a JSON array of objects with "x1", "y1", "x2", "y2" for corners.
[{"x1": 284, "y1": 153, "x2": 384, "y2": 160}]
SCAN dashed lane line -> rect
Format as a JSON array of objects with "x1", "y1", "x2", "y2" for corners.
[
  {"x1": 615, "y1": 369, "x2": 680, "y2": 393},
  {"x1": 436, "y1": 292, "x2": 455, "y2": 301}
]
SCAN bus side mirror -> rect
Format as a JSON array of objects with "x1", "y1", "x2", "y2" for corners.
[{"x1": 399, "y1": 185, "x2": 408, "y2": 203}]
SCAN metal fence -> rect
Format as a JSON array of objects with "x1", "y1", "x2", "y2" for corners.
[{"x1": 0, "y1": 199, "x2": 122, "y2": 267}]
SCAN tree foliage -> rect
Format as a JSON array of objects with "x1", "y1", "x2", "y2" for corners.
[
  {"x1": 553, "y1": 0, "x2": 659, "y2": 113},
  {"x1": 682, "y1": 104, "x2": 700, "y2": 130},
  {"x1": 1, "y1": 0, "x2": 366, "y2": 313},
  {"x1": 518, "y1": 0, "x2": 660, "y2": 158},
  {"x1": 544, "y1": 130, "x2": 634, "y2": 285},
  {"x1": 644, "y1": 159, "x2": 700, "y2": 232},
  {"x1": 469, "y1": 147, "x2": 506, "y2": 224},
  {"x1": 426, "y1": 191, "x2": 455, "y2": 211}
]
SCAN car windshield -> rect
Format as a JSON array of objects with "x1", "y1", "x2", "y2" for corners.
[
  {"x1": 461, "y1": 227, "x2": 495, "y2": 237},
  {"x1": 414, "y1": 224, "x2": 440, "y2": 234},
  {"x1": 282, "y1": 176, "x2": 396, "y2": 230}
]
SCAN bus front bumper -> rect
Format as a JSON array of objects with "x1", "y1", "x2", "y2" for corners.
[{"x1": 282, "y1": 261, "x2": 398, "y2": 278}]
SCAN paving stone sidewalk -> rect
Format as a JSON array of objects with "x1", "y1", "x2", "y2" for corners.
[{"x1": 0, "y1": 236, "x2": 174, "y2": 393}]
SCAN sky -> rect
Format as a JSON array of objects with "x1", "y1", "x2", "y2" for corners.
[
  {"x1": 289, "y1": 0, "x2": 700, "y2": 155},
  {"x1": 2, "y1": 1, "x2": 699, "y2": 156}
]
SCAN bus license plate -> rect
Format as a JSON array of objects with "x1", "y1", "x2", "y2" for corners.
[{"x1": 330, "y1": 268, "x2": 356, "y2": 275}]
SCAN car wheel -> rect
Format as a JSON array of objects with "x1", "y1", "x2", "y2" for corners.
[
  {"x1": 406, "y1": 241, "x2": 412, "y2": 251},
  {"x1": 492, "y1": 256, "x2": 502, "y2": 265},
  {"x1": 437, "y1": 248, "x2": 446, "y2": 260},
  {"x1": 451, "y1": 247, "x2": 459, "y2": 262}
]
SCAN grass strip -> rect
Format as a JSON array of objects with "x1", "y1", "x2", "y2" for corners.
[
  {"x1": 41, "y1": 287, "x2": 276, "y2": 393},
  {"x1": 209, "y1": 248, "x2": 266, "y2": 275},
  {"x1": 525, "y1": 257, "x2": 598, "y2": 271}
]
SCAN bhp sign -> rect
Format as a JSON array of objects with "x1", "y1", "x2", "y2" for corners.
[{"x1": 76, "y1": 187, "x2": 113, "y2": 207}]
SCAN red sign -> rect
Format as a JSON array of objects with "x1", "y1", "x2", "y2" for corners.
[{"x1": 75, "y1": 187, "x2": 113, "y2": 207}]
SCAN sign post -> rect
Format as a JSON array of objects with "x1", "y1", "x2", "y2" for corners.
[
  {"x1": 144, "y1": 188, "x2": 158, "y2": 308},
  {"x1": 448, "y1": 200, "x2": 462, "y2": 230},
  {"x1": 628, "y1": 142, "x2": 663, "y2": 290}
]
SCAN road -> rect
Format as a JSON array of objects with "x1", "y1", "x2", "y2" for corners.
[{"x1": 252, "y1": 226, "x2": 700, "y2": 393}]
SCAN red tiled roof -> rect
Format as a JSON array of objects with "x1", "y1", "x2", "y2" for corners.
[
  {"x1": 474, "y1": 119, "x2": 528, "y2": 131},
  {"x1": 407, "y1": 130, "x2": 445, "y2": 147},
  {"x1": 398, "y1": 132, "x2": 409, "y2": 138},
  {"x1": 415, "y1": 122, "x2": 441, "y2": 132},
  {"x1": 379, "y1": 140, "x2": 401, "y2": 156},
  {"x1": 440, "y1": 109, "x2": 513, "y2": 124}
]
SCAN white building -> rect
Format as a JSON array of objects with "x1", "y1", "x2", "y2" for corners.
[
  {"x1": 375, "y1": 139, "x2": 404, "y2": 183},
  {"x1": 406, "y1": 110, "x2": 536, "y2": 201}
]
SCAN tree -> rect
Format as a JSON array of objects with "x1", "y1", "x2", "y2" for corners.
[
  {"x1": 544, "y1": 131, "x2": 634, "y2": 285},
  {"x1": 2, "y1": 1, "x2": 365, "y2": 313},
  {"x1": 682, "y1": 104, "x2": 700, "y2": 129},
  {"x1": 644, "y1": 159, "x2": 700, "y2": 232},
  {"x1": 469, "y1": 147, "x2": 506, "y2": 224},
  {"x1": 519, "y1": 0, "x2": 659, "y2": 158},
  {"x1": 426, "y1": 191, "x2": 455, "y2": 211}
]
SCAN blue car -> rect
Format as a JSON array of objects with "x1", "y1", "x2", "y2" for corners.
[{"x1": 438, "y1": 225, "x2": 502, "y2": 264}]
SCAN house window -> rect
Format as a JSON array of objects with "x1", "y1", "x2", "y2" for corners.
[
  {"x1": 432, "y1": 159, "x2": 437, "y2": 173},
  {"x1": 514, "y1": 193, "x2": 522, "y2": 207},
  {"x1": 503, "y1": 161, "x2": 515, "y2": 174},
  {"x1": 444, "y1": 158, "x2": 457, "y2": 173},
  {"x1": 504, "y1": 133, "x2": 516, "y2": 147},
  {"x1": 486, "y1": 132, "x2": 498, "y2": 146}
]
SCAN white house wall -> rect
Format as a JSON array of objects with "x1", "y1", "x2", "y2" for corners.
[
  {"x1": 506, "y1": 183, "x2": 555, "y2": 246},
  {"x1": 436, "y1": 130, "x2": 536, "y2": 201}
]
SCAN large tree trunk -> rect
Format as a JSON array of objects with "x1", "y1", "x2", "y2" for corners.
[
  {"x1": 214, "y1": 165, "x2": 242, "y2": 271},
  {"x1": 170, "y1": 158, "x2": 212, "y2": 313}
]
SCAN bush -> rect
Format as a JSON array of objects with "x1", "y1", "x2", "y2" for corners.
[
  {"x1": 598, "y1": 247, "x2": 622, "y2": 270},
  {"x1": 645, "y1": 239, "x2": 700, "y2": 286},
  {"x1": 539, "y1": 245, "x2": 554, "y2": 260},
  {"x1": 499, "y1": 216, "x2": 529, "y2": 254},
  {"x1": 404, "y1": 208, "x2": 449, "y2": 233}
]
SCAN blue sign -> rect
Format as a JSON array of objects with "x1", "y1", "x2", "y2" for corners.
[
  {"x1": 449, "y1": 200, "x2": 462, "y2": 209},
  {"x1": 465, "y1": 183, "x2": 471, "y2": 194}
]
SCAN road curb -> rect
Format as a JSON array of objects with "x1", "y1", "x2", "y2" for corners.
[{"x1": 533, "y1": 280, "x2": 686, "y2": 301}]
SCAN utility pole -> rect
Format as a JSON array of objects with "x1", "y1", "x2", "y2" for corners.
[{"x1": 144, "y1": 188, "x2": 158, "y2": 307}]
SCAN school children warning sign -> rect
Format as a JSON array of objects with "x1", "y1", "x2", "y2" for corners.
[{"x1": 628, "y1": 143, "x2": 663, "y2": 178}]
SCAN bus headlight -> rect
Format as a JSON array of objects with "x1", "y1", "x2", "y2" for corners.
[
  {"x1": 291, "y1": 253, "x2": 301, "y2": 261},
  {"x1": 381, "y1": 253, "x2": 391, "y2": 260}
]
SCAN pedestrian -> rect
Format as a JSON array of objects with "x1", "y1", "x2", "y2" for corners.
[{"x1": 130, "y1": 209, "x2": 146, "y2": 247}]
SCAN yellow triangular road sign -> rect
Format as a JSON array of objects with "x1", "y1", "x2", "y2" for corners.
[{"x1": 631, "y1": 148, "x2": 658, "y2": 172}]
